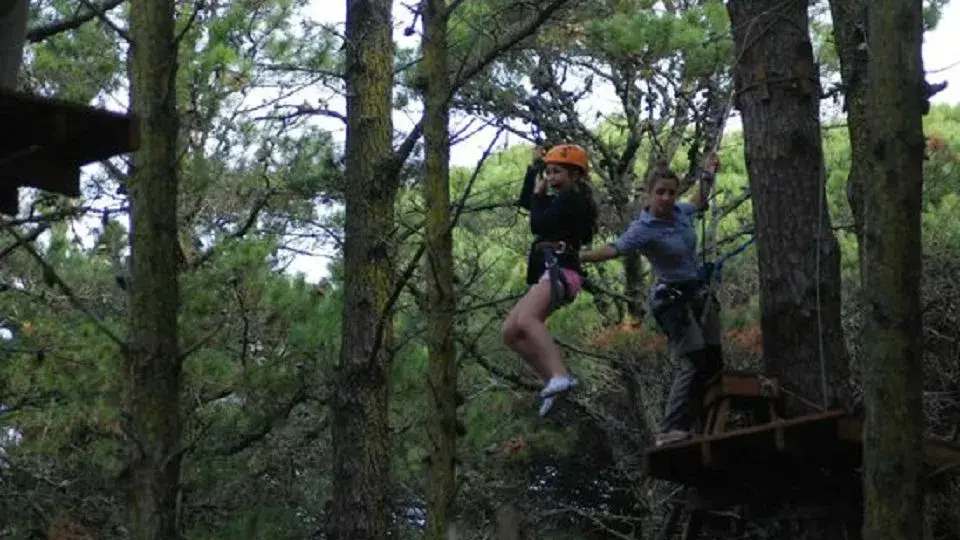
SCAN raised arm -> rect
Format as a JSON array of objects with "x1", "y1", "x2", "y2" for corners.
[{"x1": 517, "y1": 146, "x2": 546, "y2": 210}]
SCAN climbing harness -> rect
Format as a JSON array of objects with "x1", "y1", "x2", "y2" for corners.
[
  {"x1": 536, "y1": 240, "x2": 571, "y2": 311},
  {"x1": 650, "y1": 280, "x2": 710, "y2": 343}
]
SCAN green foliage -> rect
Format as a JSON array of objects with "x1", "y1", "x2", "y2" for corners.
[
  {"x1": 25, "y1": 0, "x2": 125, "y2": 101},
  {"x1": 586, "y1": 0, "x2": 732, "y2": 79},
  {"x1": 5, "y1": 0, "x2": 960, "y2": 537}
]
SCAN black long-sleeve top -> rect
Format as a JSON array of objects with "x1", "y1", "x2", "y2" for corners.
[{"x1": 517, "y1": 161, "x2": 595, "y2": 285}]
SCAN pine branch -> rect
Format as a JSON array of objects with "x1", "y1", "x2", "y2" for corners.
[
  {"x1": 2, "y1": 223, "x2": 126, "y2": 349},
  {"x1": 25, "y1": 0, "x2": 127, "y2": 43}
]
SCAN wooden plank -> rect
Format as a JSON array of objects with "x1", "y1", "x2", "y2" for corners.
[
  {"x1": 703, "y1": 371, "x2": 779, "y2": 410},
  {"x1": 2, "y1": 150, "x2": 81, "y2": 196},
  {"x1": 0, "y1": 89, "x2": 139, "y2": 166},
  {"x1": 644, "y1": 410, "x2": 859, "y2": 486},
  {"x1": 0, "y1": 90, "x2": 140, "y2": 215},
  {"x1": 648, "y1": 409, "x2": 960, "y2": 502}
]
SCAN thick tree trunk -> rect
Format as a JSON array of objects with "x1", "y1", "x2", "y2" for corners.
[
  {"x1": 0, "y1": 0, "x2": 26, "y2": 89},
  {"x1": 331, "y1": 1, "x2": 396, "y2": 539},
  {"x1": 861, "y1": 1, "x2": 926, "y2": 538},
  {"x1": 725, "y1": 0, "x2": 850, "y2": 415},
  {"x1": 125, "y1": 0, "x2": 182, "y2": 538},
  {"x1": 828, "y1": 0, "x2": 869, "y2": 283},
  {"x1": 421, "y1": 1, "x2": 458, "y2": 538}
]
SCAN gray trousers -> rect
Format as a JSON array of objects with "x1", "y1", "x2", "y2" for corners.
[{"x1": 652, "y1": 287, "x2": 723, "y2": 433}]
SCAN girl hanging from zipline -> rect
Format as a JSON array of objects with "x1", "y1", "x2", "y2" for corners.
[
  {"x1": 501, "y1": 143, "x2": 599, "y2": 417},
  {"x1": 580, "y1": 152, "x2": 723, "y2": 446}
]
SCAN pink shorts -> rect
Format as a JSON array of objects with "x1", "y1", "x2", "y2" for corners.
[{"x1": 539, "y1": 268, "x2": 584, "y2": 300}]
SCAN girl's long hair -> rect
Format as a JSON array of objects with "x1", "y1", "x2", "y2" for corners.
[{"x1": 570, "y1": 166, "x2": 599, "y2": 245}]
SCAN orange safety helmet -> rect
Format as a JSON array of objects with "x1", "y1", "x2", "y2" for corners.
[{"x1": 543, "y1": 144, "x2": 588, "y2": 173}]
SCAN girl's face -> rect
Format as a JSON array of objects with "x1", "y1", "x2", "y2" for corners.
[
  {"x1": 545, "y1": 164, "x2": 576, "y2": 191},
  {"x1": 649, "y1": 176, "x2": 678, "y2": 218}
]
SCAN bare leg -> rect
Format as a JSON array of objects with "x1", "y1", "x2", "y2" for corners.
[
  {"x1": 501, "y1": 304, "x2": 549, "y2": 381},
  {"x1": 501, "y1": 280, "x2": 567, "y2": 379}
]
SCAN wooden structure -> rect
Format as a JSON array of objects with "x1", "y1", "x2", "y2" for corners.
[
  {"x1": 0, "y1": 88, "x2": 139, "y2": 215},
  {"x1": 645, "y1": 370, "x2": 960, "y2": 539}
]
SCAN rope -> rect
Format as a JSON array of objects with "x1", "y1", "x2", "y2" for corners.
[
  {"x1": 698, "y1": 84, "x2": 738, "y2": 267},
  {"x1": 702, "y1": 235, "x2": 756, "y2": 284},
  {"x1": 694, "y1": 87, "x2": 738, "y2": 326},
  {"x1": 816, "y1": 164, "x2": 828, "y2": 410}
]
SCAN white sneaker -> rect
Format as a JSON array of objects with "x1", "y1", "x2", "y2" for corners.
[
  {"x1": 539, "y1": 374, "x2": 578, "y2": 399},
  {"x1": 654, "y1": 430, "x2": 691, "y2": 447}
]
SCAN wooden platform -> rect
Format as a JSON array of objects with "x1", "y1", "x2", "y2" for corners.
[
  {"x1": 646, "y1": 409, "x2": 861, "y2": 486},
  {"x1": 646, "y1": 409, "x2": 960, "y2": 494},
  {"x1": 648, "y1": 371, "x2": 960, "y2": 538},
  {"x1": 0, "y1": 88, "x2": 139, "y2": 215},
  {"x1": 645, "y1": 371, "x2": 960, "y2": 504}
]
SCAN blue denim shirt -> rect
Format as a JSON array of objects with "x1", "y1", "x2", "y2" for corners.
[{"x1": 614, "y1": 201, "x2": 701, "y2": 289}]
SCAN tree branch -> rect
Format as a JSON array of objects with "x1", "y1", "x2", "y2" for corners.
[
  {"x1": 2, "y1": 224, "x2": 125, "y2": 349},
  {"x1": 26, "y1": 0, "x2": 127, "y2": 43},
  {"x1": 0, "y1": 222, "x2": 48, "y2": 261},
  {"x1": 385, "y1": 0, "x2": 573, "y2": 173},
  {"x1": 76, "y1": 0, "x2": 130, "y2": 41},
  {"x1": 188, "y1": 190, "x2": 274, "y2": 270},
  {"x1": 367, "y1": 130, "x2": 504, "y2": 366}
]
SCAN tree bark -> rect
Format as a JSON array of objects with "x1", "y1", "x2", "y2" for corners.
[
  {"x1": 0, "y1": 0, "x2": 27, "y2": 88},
  {"x1": 725, "y1": 0, "x2": 850, "y2": 415},
  {"x1": 331, "y1": 0, "x2": 396, "y2": 539},
  {"x1": 421, "y1": 1, "x2": 459, "y2": 539},
  {"x1": 861, "y1": 0, "x2": 926, "y2": 538},
  {"x1": 125, "y1": 0, "x2": 182, "y2": 538},
  {"x1": 828, "y1": 0, "x2": 869, "y2": 283}
]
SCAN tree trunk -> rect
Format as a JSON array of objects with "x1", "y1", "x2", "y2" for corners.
[
  {"x1": 828, "y1": 0, "x2": 869, "y2": 283},
  {"x1": 331, "y1": 0, "x2": 396, "y2": 538},
  {"x1": 725, "y1": 0, "x2": 850, "y2": 415},
  {"x1": 421, "y1": 1, "x2": 458, "y2": 538},
  {"x1": 861, "y1": 1, "x2": 926, "y2": 538},
  {"x1": 125, "y1": 0, "x2": 182, "y2": 538},
  {"x1": 0, "y1": 0, "x2": 26, "y2": 89}
]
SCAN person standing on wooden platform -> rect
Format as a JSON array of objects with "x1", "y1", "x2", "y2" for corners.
[{"x1": 580, "y1": 153, "x2": 723, "y2": 446}]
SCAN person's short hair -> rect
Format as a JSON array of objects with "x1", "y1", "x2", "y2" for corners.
[{"x1": 648, "y1": 159, "x2": 679, "y2": 191}]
